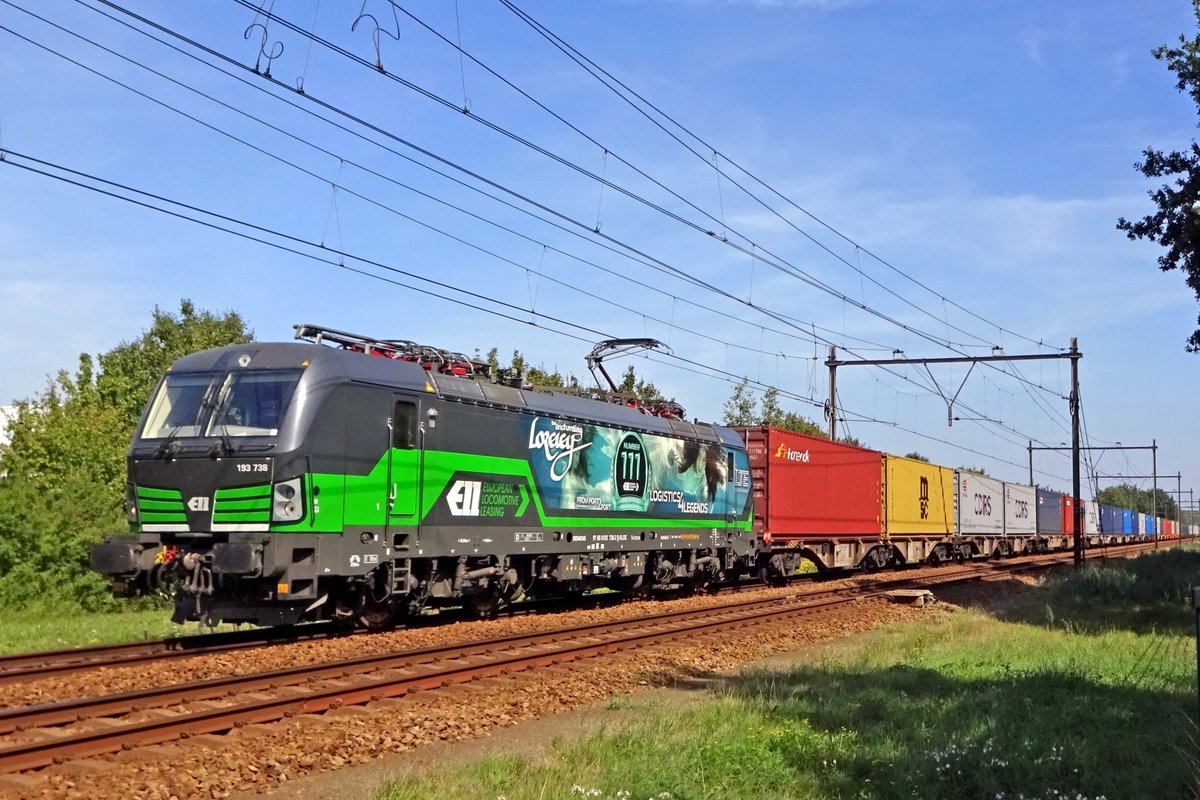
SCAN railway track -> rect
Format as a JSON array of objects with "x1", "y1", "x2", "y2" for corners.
[
  {"x1": 0, "y1": 537, "x2": 1160, "y2": 687},
  {"x1": 0, "y1": 620, "x2": 351, "y2": 688},
  {"x1": 0, "y1": 539, "x2": 1165, "y2": 775},
  {"x1": 0, "y1": 591, "x2": 638, "y2": 688}
]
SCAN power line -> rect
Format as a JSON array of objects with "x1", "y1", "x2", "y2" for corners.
[
  {"x1": 1, "y1": 142, "x2": 1077, "y2": 481},
  {"x1": 388, "y1": 0, "x2": 1018, "y2": 354},
  {"x1": 224, "y1": 0, "x2": 1078, "y2": 414},
  {"x1": 496, "y1": 0, "x2": 1060, "y2": 354},
  {"x1": 71, "y1": 0, "x2": 930, "y2": 361},
  {"x1": 4, "y1": 0, "x2": 908, "y2": 369},
  {"x1": 8, "y1": 2, "x2": 1093, "y2": 467},
  {"x1": 0, "y1": 148, "x2": 846, "y2": 416},
  {"x1": 225, "y1": 0, "x2": 1045, "y2": 359}
]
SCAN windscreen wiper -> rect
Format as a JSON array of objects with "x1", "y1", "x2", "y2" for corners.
[{"x1": 155, "y1": 425, "x2": 184, "y2": 459}]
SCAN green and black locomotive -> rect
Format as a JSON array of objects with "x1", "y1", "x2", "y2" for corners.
[{"x1": 91, "y1": 325, "x2": 756, "y2": 627}]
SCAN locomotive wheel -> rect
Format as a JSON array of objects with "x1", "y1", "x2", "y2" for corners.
[
  {"x1": 614, "y1": 575, "x2": 646, "y2": 599},
  {"x1": 465, "y1": 589, "x2": 502, "y2": 619},
  {"x1": 357, "y1": 592, "x2": 399, "y2": 630}
]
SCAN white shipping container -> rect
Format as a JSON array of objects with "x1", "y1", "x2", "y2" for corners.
[
  {"x1": 958, "y1": 472, "x2": 1005, "y2": 535},
  {"x1": 1004, "y1": 482, "x2": 1037, "y2": 536},
  {"x1": 1084, "y1": 500, "x2": 1100, "y2": 535},
  {"x1": 1137, "y1": 512, "x2": 1147, "y2": 535}
]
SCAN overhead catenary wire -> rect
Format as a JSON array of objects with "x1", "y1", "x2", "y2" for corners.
[
  {"x1": 0, "y1": 4, "x2": 901, "y2": 369},
  {"x1": 0, "y1": 145, "x2": 1077, "y2": 486},
  {"x1": 66, "y1": 0, "x2": 928, "y2": 362},
  {"x1": 224, "y1": 0, "x2": 1061, "y2": 364},
  {"x1": 80, "y1": 0, "x2": 1078, "y2": 418},
  {"x1": 0, "y1": 1, "x2": 1089, "y2": 482},
  {"x1": 52, "y1": 0, "x2": 1047, "y2": 393},
  {"x1": 0, "y1": 148, "x2": 832, "y2": 411},
  {"x1": 235, "y1": 0, "x2": 1079, "y2": 414},
  {"x1": 495, "y1": 0, "x2": 1060, "y2": 354},
  {"x1": 385, "y1": 0, "x2": 1016, "y2": 354}
]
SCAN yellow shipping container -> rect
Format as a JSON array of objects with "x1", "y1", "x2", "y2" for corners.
[{"x1": 883, "y1": 454, "x2": 954, "y2": 536}]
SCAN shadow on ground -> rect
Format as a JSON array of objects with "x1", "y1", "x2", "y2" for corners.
[
  {"x1": 691, "y1": 659, "x2": 1199, "y2": 799},
  {"x1": 934, "y1": 546, "x2": 1200, "y2": 637}
]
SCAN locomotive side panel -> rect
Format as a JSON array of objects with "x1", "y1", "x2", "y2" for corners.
[{"x1": 413, "y1": 397, "x2": 753, "y2": 559}]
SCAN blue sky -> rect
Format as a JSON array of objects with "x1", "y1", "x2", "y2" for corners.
[{"x1": 1, "y1": 0, "x2": 1198, "y2": 502}]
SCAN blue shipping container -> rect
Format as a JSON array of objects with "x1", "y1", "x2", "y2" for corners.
[
  {"x1": 1036, "y1": 489, "x2": 1064, "y2": 534},
  {"x1": 1121, "y1": 509, "x2": 1134, "y2": 535},
  {"x1": 1100, "y1": 504, "x2": 1121, "y2": 534},
  {"x1": 1146, "y1": 515, "x2": 1155, "y2": 534}
]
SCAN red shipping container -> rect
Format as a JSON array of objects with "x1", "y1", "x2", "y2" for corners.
[
  {"x1": 735, "y1": 426, "x2": 883, "y2": 540},
  {"x1": 1060, "y1": 495, "x2": 1077, "y2": 535}
]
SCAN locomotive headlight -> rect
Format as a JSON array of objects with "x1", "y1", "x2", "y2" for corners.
[
  {"x1": 272, "y1": 478, "x2": 304, "y2": 522},
  {"x1": 126, "y1": 482, "x2": 139, "y2": 524}
]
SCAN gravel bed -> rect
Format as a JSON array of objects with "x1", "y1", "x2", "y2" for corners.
[
  {"x1": 0, "y1": 579, "x2": 886, "y2": 710},
  {"x1": 0, "y1": 589, "x2": 926, "y2": 799}
]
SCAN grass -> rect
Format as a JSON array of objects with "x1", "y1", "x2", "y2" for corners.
[
  {"x1": 0, "y1": 602, "x2": 239, "y2": 655},
  {"x1": 376, "y1": 547, "x2": 1200, "y2": 800}
]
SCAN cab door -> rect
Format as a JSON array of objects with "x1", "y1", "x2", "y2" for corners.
[{"x1": 386, "y1": 398, "x2": 421, "y2": 535}]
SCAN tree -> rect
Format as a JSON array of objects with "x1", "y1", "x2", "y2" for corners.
[
  {"x1": 0, "y1": 300, "x2": 251, "y2": 609},
  {"x1": 619, "y1": 365, "x2": 665, "y2": 404},
  {"x1": 904, "y1": 452, "x2": 930, "y2": 462},
  {"x1": 721, "y1": 380, "x2": 835, "y2": 439},
  {"x1": 760, "y1": 386, "x2": 785, "y2": 428},
  {"x1": 781, "y1": 412, "x2": 827, "y2": 439},
  {"x1": 1117, "y1": 4, "x2": 1200, "y2": 351},
  {"x1": 1095, "y1": 483, "x2": 1179, "y2": 519},
  {"x1": 959, "y1": 465, "x2": 988, "y2": 476},
  {"x1": 722, "y1": 378, "x2": 758, "y2": 426}
]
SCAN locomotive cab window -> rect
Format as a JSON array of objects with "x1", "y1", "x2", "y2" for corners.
[
  {"x1": 204, "y1": 370, "x2": 302, "y2": 437},
  {"x1": 139, "y1": 369, "x2": 302, "y2": 439},
  {"x1": 392, "y1": 401, "x2": 418, "y2": 449},
  {"x1": 141, "y1": 373, "x2": 215, "y2": 438}
]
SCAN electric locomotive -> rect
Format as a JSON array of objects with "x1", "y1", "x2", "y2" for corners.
[{"x1": 91, "y1": 324, "x2": 757, "y2": 627}]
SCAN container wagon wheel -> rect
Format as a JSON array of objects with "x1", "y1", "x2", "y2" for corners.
[{"x1": 861, "y1": 547, "x2": 889, "y2": 572}]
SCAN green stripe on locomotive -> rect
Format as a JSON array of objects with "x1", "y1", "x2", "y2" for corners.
[{"x1": 302, "y1": 447, "x2": 751, "y2": 534}]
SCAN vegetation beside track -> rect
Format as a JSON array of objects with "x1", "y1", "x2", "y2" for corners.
[
  {"x1": 376, "y1": 547, "x2": 1200, "y2": 800},
  {"x1": 0, "y1": 603, "x2": 238, "y2": 655}
]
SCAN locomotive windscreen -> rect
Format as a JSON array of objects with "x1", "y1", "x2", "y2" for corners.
[{"x1": 140, "y1": 369, "x2": 302, "y2": 439}]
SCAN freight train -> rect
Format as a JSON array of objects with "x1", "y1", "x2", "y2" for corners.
[{"x1": 90, "y1": 325, "x2": 1184, "y2": 628}]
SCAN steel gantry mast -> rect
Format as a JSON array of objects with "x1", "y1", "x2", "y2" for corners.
[{"x1": 826, "y1": 338, "x2": 1085, "y2": 565}]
